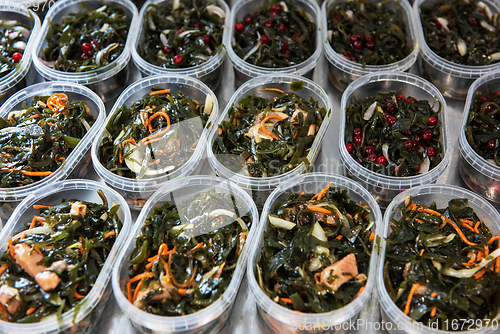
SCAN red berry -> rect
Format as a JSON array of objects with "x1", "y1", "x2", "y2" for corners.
[
  {"x1": 480, "y1": 94, "x2": 488, "y2": 102},
  {"x1": 372, "y1": 141, "x2": 377, "y2": 147},
  {"x1": 367, "y1": 154, "x2": 378, "y2": 162},
  {"x1": 235, "y1": 23, "x2": 244, "y2": 32},
  {"x1": 163, "y1": 46, "x2": 172, "y2": 54},
  {"x1": 436, "y1": 19, "x2": 442, "y2": 27},
  {"x1": 80, "y1": 53, "x2": 89, "y2": 60},
  {"x1": 177, "y1": 28, "x2": 184, "y2": 35},
  {"x1": 414, "y1": 135, "x2": 421, "y2": 143},
  {"x1": 428, "y1": 117, "x2": 437, "y2": 126},
  {"x1": 264, "y1": 21, "x2": 273, "y2": 28},
  {"x1": 356, "y1": 159, "x2": 362, "y2": 164},
  {"x1": 350, "y1": 35, "x2": 358, "y2": 44},
  {"x1": 365, "y1": 35, "x2": 373, "y2": 42},
  {"x1": 488, "y1": 140, "x2": 496, "y2": 148},
  {"x1": 335, "y1": 14, "x2": 342, "y2": 20},
  {"x1": 366, "y1": 42, "x2": 374, "y2": 50},
  {"x1": 354, "y1": 136, "x2": 363, "y2": 146},
  {"x1": 280, "y1": 23, "x2": 286, "y2": 33},
  {"x1": 202, "y1": 34, "x2": 211, "y2": 44},
  {"x1": 86, "y1": 51, "x2": 93, "y2": 57},
  {"x1": 485, "y1": 104, "x2": 493, "y2": 113},
  {"x1": 12, "y1": 52, "x2": 22, "y2": 63},
  {"x1": 365, "y1": 146, "x2": 374, "y2": 155},
  {"x1": 468, "y1": 15, "x2": 478, "y2": 25},
  {"x1": 281, "y1": 41, "x2": 288, "y2": 52},
  {"x1": 427, "y1": 146, "x2": 437, "y2": 157},
  {"x1": 386, "y1": 102, "x2": 397, "y2": 114},
  {"x1": 342, "y1": 52, "x2": 355, "y2": 61},
  {"x1": 261, "y1": 35, "x2": 269, "y2": 44},
  {"x1": 353, "y1": 128, "x2": 362, "y2": 137},
  {"x1": 193, "y1": 23, "x2": 200, "y2": 28},
  {"x1": 377, "y1": 156, "x2": 387, "y2": 165},
  {"x1": 414, "y1": 165, "x2": 420, "y2": 173},
  {"x1": 404, "y1": 130, "x2": 412, "y2": 136},
  {"x1": 422, "y1": 130, "x2": 433, "y2": 141},
  {"x1": 346, "y1": 143, "x2": 353, "y2": 153},
  {"x1": 272, "y1": 4, "x2": 281, "y2": 12},
  {"x1": 397, "y1": 94, "x2": 407, "y2": 102},
  {"x1": 283, "y1": 50, "x2": 291, "y2": 57},
  {"x1": 353, "y1": 40, "x2": 363, "y2": 50},
  {"x1": 81, "y1": 42, "x2": 92, "y2": 52},
  {"x1": 173, "y1": 54, "x2": 183, "y2": 64},
  {"x1": 383, "y1": 114, "x2": 397, "y2": 126},
  {"x1": 404, "y1": 140, "x2": 414, "y2": 150},
  {"x1": 91, "y1": 40, "x2": 99, "y2": 48},
  {"x1": 244, "y1": 16, "x2": 253, "y2": 25},
  {"x1": 269, "y1": 12, "x2": 276, "y2": 18},
  {"x1": 292, "y1": 33, "x2": 300, "y2": 38}
]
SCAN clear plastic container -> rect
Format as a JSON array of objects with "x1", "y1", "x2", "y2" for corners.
[
  {"x1": 0, "y1": 81, "x2": 106, "y2": 203},
  {"x1": 377, "y1": 184, "x2": 500, "y2": 334},
  {"x1": 112, "y1": 175, "x2": 259, "y2": 334},
  {"x1": 321, "y1": 0, "x2": 418, "y2": 92},
  {"x1": 458, "y1": 70, "x2": 500, "y2": 203},
  {"x1": 206, "y1": 74, "x2": 332, "y2": 208},
  {"x1": 0, "y1": 5, "x2": 40, "y2": 105},
  {"x1": 132, "y1": 0, "x2": 230, "y2": 90},
  {"x1": 227, "y1": 0, "x2": 322, "y2": 87},
  {"x1": 339, "y1": 71, "x2": 450, "y2": 208},
  {"x1": 413, "y1": 0, "x2": 500, "y2": 99},
  {"x1": 91, "y1": 74, "x2": 219, "y2": 211},
  {"x1": 247, "y1": 172, "x2": 383, "y2": 334},
  {"x1": 31, "y1": 0, "x2": 140, "y2": 102},
  {"x1": 0, "y1": 179, "x2": 132, "y2": 334}
]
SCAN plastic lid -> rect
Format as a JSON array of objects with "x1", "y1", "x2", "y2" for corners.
[
  {"x1": 227, "y1": 0, "x2": 322, "y2": 79},
  {"x1": 0, "y1": 81, "x2": 106, "y2": 202},
  {"x1": 0, "y1": 179, "x2": 132, "y2": 333},
  {"x1": 339, "y1": 71, "x2": 451, "y2": 190},
  {"x1": 31, "y1": 0, "x2": 139, "y2": 85}
]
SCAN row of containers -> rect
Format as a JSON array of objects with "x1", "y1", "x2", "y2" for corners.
[{"x1": 4, "y1": 0, "x2": 500, "y2": 103}]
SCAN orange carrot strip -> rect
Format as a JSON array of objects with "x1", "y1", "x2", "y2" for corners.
[
  {"x1": 132, "y1": 279, "x2": 145, "y2": 302},
  {"x1": 149, "y1": 89, "x2": 171, "y2": 96},
  {"x1": 336, "y1": 235, "x2": 342, "y2": 240},
  {"x1": 33, "y1": 205, "x2": 50, "y2": 209},
  {"x1": 149, "y1": 111, "x2": 171, "y2": 134},
  {"x1": 0, "y1": 265, "x2": 8, "y2": 275},
  {"x1": 122, "y1": 139, "x2": 137, "y2": 147},
  {"x1": 31, "y1": 114, "x2": 39, "y2": 119},
  {"x1": 215, "y1": 262, "x2": 225, "y2": 279},
  {"x1": 171, "y1": 265, "x2": 198, "y2": 288},
  {"x1": 118, "y1": 149, "x2": 123, "y2": 164},
  {"x1": 488, "y1": 236, "x2": 500, "y2": 244},
  {"x1": 74, "y1": 284, "x2": 86, "y2": 299},
  {"x1": 127, "y1": 282, "x2": 132, "y2": 303},
  {"x1": 461, "y1": 223, "x2": 475, "y2": 232},
  {"x1": 178, "y1": 288, "x2": 187, "y2": 294},
  {"x1": 356, "y1": 286, "x2": 365, "y2": 297},
  {"x1": 8, "y1": 238, "x2": 14, "y2": 258},
  {"x1": 306, "y1": 205, "x2": 332, "y2": 215},
  {"x1": 30, "y1": 216, "x2": 45, "y2": 229},
  {"x1": 473, "y1": 269, "x2": 486, "y2": 280},
  {"x1": 312, "y1": 183, "x2": 331, "y2": 201},
  {"x1": 314, "y1": 272, "x2": 321, "y2": 285},
  {"x1": 44, "y1": 245, "x2": 54, "y2": 249},
  {"x1": 420, "y1": 249, "x2": 425, "y2": 256},
  {"x1": 262, "y1": 88, "x2": 285, "y2": 94},
  {"x1": 103, "y1": 231, "x2": 116, "y2": 240},
  {"x1": 126, "y1": 272, "x2": 154, "y2": 284},
  {"x1": 218, "y1": 128, "x2": 222, "y2": 135},
  {"x1": 26, "y1": 307, "x2": 37, "y2": 315},
  {"x1": 474, "y1": 221, "x2": 481, "y2": 234},
  {"x1": 430, "y1": 306, "x2": 437, "y2": 317},
  {"x1": 404, "y1": 283, "x2": 419, "y2": 315},
  {"x1": 369, "y1": 232, "x2": 375, "y2": 243},
  {"x1": 260, "y1": 115, "x2": 284, "y2": 141},
  {"x1": 21, "y1": 170, "x2": 52, "y2": 176},
  {"x1": 459, "y1": 218, "x2": 474, "y2": 226},
  {"x1": 431, "y1": 292, "x2": 437, "y2": 298},
  {"x1": 280, "y1": 298, "x2": 293, "y2": 304},
  {"x1": 425, "y1": 213, "x2": 477, "y2": 246}
]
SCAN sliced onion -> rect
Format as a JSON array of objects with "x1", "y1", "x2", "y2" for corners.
[
  {"x1": 173, "y1": 0, "x2": 180, "y2": 10},
  {"x1": 206, "y1": 5, "x2": 225, "y2": 18},
  {"x1": 202, "y1": 264, "x2": 220, "y2": 281},
  {"x1": 171, "y1": 223, "x2": 193, "y2": 231},
  {"x1": 437, "y1": 17, "x2": 450, "y2": 32},
  {"x1": 99, "y1": 23, "x2": 110, "y2": 33},
  {"x1": 12, "y1": 226, "x2": 53, "y2": 241},
  {"x1": 312, "y1": 222, "x2": 327, "y2": 242},
  {"x1": 363, "y1": 101, "x2": 377, "y2": 121},
  {"x1": 243, "y1": 41, "x2": 261, "y2": 61},
  {"x1": 160, "y1": 32, "x2": 168, "y2": 47},
  {"x1": 327, "y1": 30, "x2": 332, "y2": 42},
  {"x1": 205, "y1": 94, "x2": 214, "y2": 114},
  {"x1": 308, "y1": 257, "x2": 323, "y2": 271},
  {"x1": 279, "y1": 1, "x2": 289, "y2": 12},
  {"x1": 419, "y1": 156, "x2": 430, "y2": 174},
  {"x1": 314, "y1": 245, "x2": 330, "y2": 256},
  {"x1": 432, "y1": 247, "x2": 500, "y2": 278},
  {"x1": 457, "y1": 38, "x2": 467, "y2": 56},
  {"x1": 96, "y1": 5, "x2": 107, "y2": 12},
  {"x1": 477, "y1": 1, "x2": 493, "y2": 20},
  {"x1": 425, "y1": 233, "x2": 455, "y2": 247},
  {"x1": 481, "y1": 20, "x2": 496, "y2": 32},
  {"x1": 346, "y1": 10, "x2": 353, "y2": 19},
  {"x1": 268, "y1": 215, "x2": 296, "y2": 230},
  {"x1": 178, "y1": 30, "x2": 199, "y2": 39},
  {"x1": 489, "y1": 52, "x2": 500, "y2": 61}
]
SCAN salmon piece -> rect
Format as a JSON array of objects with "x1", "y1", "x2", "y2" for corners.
[
  {"x1": 291, "y1": 108, "x2": 307, "y2": 123},
  {"x1": 13, "y1": 244, "x2": 61, "y2": 291},
  {"x1": 133, "y1": 280, "x2": 177, "y2": 308},
  {"x1": 35, "y1": 271, "x2": 61, "y2": 291},
  {"x1": 70, "y1": 201, "x2": 87, "y2": 217},
  {"x1": 320, "y1": 253, "x2": 358, "y2": 291},
  {"x1": 0, "y1": 285, "x2": 21, "y2": 314}
]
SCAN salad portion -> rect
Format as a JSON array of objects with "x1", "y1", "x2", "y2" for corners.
[{"x1": 0, "y1": 19, "x2": 31, "y2": 79}]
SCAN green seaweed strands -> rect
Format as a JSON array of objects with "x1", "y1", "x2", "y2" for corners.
[
  {"x1": 255, "y1": 186, "x2": 373, "y2": 313},
  {"x1": 327, "y1": 0, "x2": 412, "y2": 65},
  {"x1": 41, "y1": 4, "x2": 131, "y2": 72},
  {"x1": 138, "y1": 0, "x2": 225, "y2": 68},
  {"x1": 125, "y1": 188, "x2": 252, "y2": 316},
  {"x1": 212, "y1": 87, "x2": 326, "y2": 178},
  {"x1": 384, "y1": 197, "x2": 500, "y2": 331},
  {"x1": 0, "y1": 192, "x2": 122, "y2": 323},
  {"x1": 465, "y1": 88, "x2": 500, "y2": 166},
  {"x1": 0, "y1": 94, "x2": 95, "y2": 188},
  {"x1": 233, "y1": 0, "x2": 316, "y2": 68},
  {"x1": 420, "y1": 0, "x2": 500, "y2": 66},
  {"x1": 98, "y1": 87, "x2": 213, "y2": 179},
  {"x1": 0, "y1": 19, "x2": 31, "y2": 79},
  {"x1": 345, "y1": 91, "x2": 443, "y2": 177}
]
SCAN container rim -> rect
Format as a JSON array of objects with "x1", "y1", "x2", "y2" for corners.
[
  {"x1": 31, "y1": 0, "x2": 139, "y2": 85},
  {"x1": 0, "y1": 179, "x2": 132, "y2": 333},
  {"x1": 91, "y1": 74, "x2": 219, "y2": 193},
  {"x1": 131, "y1": 0, "x2": 230, "y2": 79},
  {"x1": 246, "y1": 172, "x2": 383, "y2": 327},
  {"x1": 321, "y1": 0, "x2": 419, "y2": 77},
  {"x1": 227, "y1": 0, "x2": 322, "y2": 78},
  {"x1": 206, "y1": 74, "x2": 333, "y2": 191},
  {"x1": 111, "y1": 175, "x2": 260, "y2": 332},
  {"x1": 0, "y1": 81, "x2": 106, "y2": 202},
  {"x1": 339, "y1": 71, "x2": 451, "y2": 189}
]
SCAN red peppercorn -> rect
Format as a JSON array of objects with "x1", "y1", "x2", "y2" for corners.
[
  {"x1": 281, "y1": 41, "x2": 288, "y2": 52},
  {"x1": 353, "y1": 128, "x2": 362, "y2": 137},
  {"x1": 280, "y1": 23, "x2": 286, "y2": 33},
  {"x1": 91, "y1": 40, "x2": 99, "y2": 48},
  {"x1": 81, "y1": 42, "x2": 92, "y2": 52},
  {"x1": 173, "y1": 54, "x2": 183, "y2": 64},
  {"x1": 414, "y1": 165, "x2": 420, "y2": 173},
  {"x1": 365, "y1": 146, "x2": 374, "y2": 155},
  {"x1": 12, "y1": 52, "x2": 22, "y2": 63},
  {"x1": 177, "y1": 28, "x2": 184, "y2": 35},
  {"x1": 404, "y1": 140, "x2": 414, "y2": 150},
  {"x1": 397, "y1": 94, "x2": 408, "y2": 102},
  {"x1": 350, "y1": 35, "x2": 358, "y2": 44},
  {"x1": 235, "y1": 23, "x2": 244, "y2": 32},
  {"x1": 468, "y1": 15, "x2": 478, "y2": 25},
  {"x1": 202, "y1": 34, "x2": 211, "y2": 44},
  {"x1": 244, "y1": 16, "x2": 253, "y2": 25},
  {"x1": 292, "y1": 33, "x2": 300, "y2": 38},
  {"x1": 163, "y1": 46, "x2": 172, "y2": 54},
  {"x1": 335, "y1": 14, "x2": 342, "y2": 20},
  {"x1": 422, "y1": 130, "x2": 433, "y2": 141},
  {"x1": 341, "y1": 52, "x2": 355, "y2": 61},
  {"x1": 283, "y1": 50, "x2": 291, "y2": 57},
  {"x1": 367, "y1": 154, "x2": 378, "y2": 162},
  {"x1": 488, "y1": 140, "x2": 496, "y2": 148},
  {"x1": 354, "y1": 136, "x2": 363, "y2": 146},
  {"x1": 346, "y1": 143, "x2": 353, "y2": 153},
  {"x1": 485, "y1": 104, "x2": 493, "y2": 113},
  {"x1": 480, "y1": 95, "x2": 488, "y2": 102},
  {"x1": 428, "y1": 117, "x2": 437, "y2": 126},
  {"x1": 371, "y1": 141, "x2": 377, "y2": 147},
  {"x1": 269, "y1": 12, "x2": 276, "y2": 18},
  {"x1": 86, "y1": 51, "x2": 93, "y2": 58},
  {"x1": 264, "y1": 21, "x2": 273, "y2": 28},
  {"x1": 435, "y1": 19, "x2": 442, "y2": 27},
  {"x1": 353, "y1": 40, "x2": 363, "y2": 50},
  {"x1": 80, "y1": 53, "x2": 89, "y2": 60},
  {"x1": 365, "y1": 42, "x2": 374, "y2": 50},
  {"x1": 377, "y1": 156, "x2": 387, "y2": 165},
  {"x1": 261, "y1": 35, "x2": 269, "y2": 44},
  {"x1": 365, "y1": 35, "x2": 373, "y2": 42},
  {"x1": 414, "y1": 135, "x2": 421, "y2": 143},
  {"x1": 272, "y1": 4, "x2": 281, "y2": 12},
  {"x1": 404, "y1": 130, "x2": 412, "y2": 136},
  {"x1": 383, "y1": 114, "x2": 397, "y2": 126},
  {"x1": 386, "y1": 102, "x2": 397, "y2": 114},
  {"x1": 427, "y1": 146, "x2": 437, "y2": 157}
]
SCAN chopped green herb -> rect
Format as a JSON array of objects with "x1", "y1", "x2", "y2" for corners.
[{"x1": 0, "y1": 19, "x2": 30, "y2": 78}]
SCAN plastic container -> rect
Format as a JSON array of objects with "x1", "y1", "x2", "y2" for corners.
[
  {"x1": 247, "y1": 173, "x2": 383, "y2": 334},
  {"x1": 0, "y1": 179, "x2": 132, "y2": 334},
  {"x1": 377, "y1": 184, "x2": 500, "y2": 334},
  {"x1": 206, "y1": 74, "x2": 332, "y2": 208},
  {"x1": 0, "y1": 81, "x2": 106, "y2": 203},
  {"x1": 458, "y1": 71, "x2": 500, "y2": 203},
  {"x1": 228, "y1": 0, "x2": 322, "y2": 87},
  {"x1": 413, "y1": 0, "x2": 500, "y2": 99},
  {"x1": 91, "y1": 74, "x2": 219, "y2": 211},
  {"x1": 339, "y1": 71, "x2": 450, "y2": 209},
  {"x1": 31, "y1": 0, "x2": 140, "y2": 102},
  {"x1": 112, "y1": 175, "x2": 259, "y2": 334},
  {"x1": 132, "y1": 0, "x2": 230, "y2": 91},
  {"x1": 0, "y1": 5, "x2": 40, "y2": 105},
  {"x1": 322, "y1": 0, "x2": 418, "y2": 92}
]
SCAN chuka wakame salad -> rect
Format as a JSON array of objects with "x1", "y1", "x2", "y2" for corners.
[
  {"x1": 139, "y1": 0, "x2": 225, "y2": 68},
  {"x1": 0, "y1": 93, "x2": 95, "y2": 188},
  {"x1": 327, "y1": 0, "x2": 412, "y2": 65},
  {"x1": 98, "y1": 87, "x2": 213, "y2": 179},
  {"x1": 212, "y1": 85, "x2": 327, "y2": 177},
  {"x1": 41, "y1": 4, "x2": 131, "y2": 72},
  {"x1": 0, "y1": 190, "x2": 122, "y2": 323},
  {"x1": 384, "y1": 197, "x2": 500, "y2": 330},
  {"x1": 0, "y1": 19, "x2": 31, "y2": 79},
  {"x1": 125, "y1": 188, "x2": 252, "y2": 315}
]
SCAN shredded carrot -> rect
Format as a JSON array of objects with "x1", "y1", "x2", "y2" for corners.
[
  {"x1": 260, "y1": 115, "x2": 284, "y2": 140},
  {"x1": 218, "y1": 128, "x2": 222, "y2": 135},
  {"x1": 178, "y1": 288, "x2": 187, "y2": 294},
  {"x1": 233, "y1": 118, "x2": 236, "y2": 126},
  {"x1": 186, "y1": 242, "x2": 204, "y2": 256},
  {"x1": 262, "y1": 88, "x2": 285, "y2": 94},
  {"x1": 74, "y1": 284, "x2": 86, "y2": 299},
  {"x1": 148, "y1": 111, "x2": 171, "y2": 134},
  {"x1": 459, "y1": 218, "x2": 474, "y2": 226},
  {"x1": 404, "y1": 283, "x2": 419, "y2": 315},
  {"x1": 336, "y1": 235, "x2": 342, "y2": 240},
  {"x1": 122, "y1": 139, "x2": 137, "y2": 147},
  {"x1": 103, "y1": 231, "x2": 116, "y2": 240},
  {"x1": 139, "y1": 127, "x2": 171, "y2": 144},
  {"x1": 314, "y1": 272, "x2": 321, "y2": 284},
  {"x1": 431, "y1": 292, "x2": 437, "y2": 298},
  {"x1": 312, "y1": 183, "x2": 331, "y2": 201},
  {"x1": 33, "y1": 246, "x2": 43, "y2": 257},
  {"x1": 31, "y1": 114, "x2": 39, "y2": 119},
  {"x1": 488, "y1": 236, "x2": 500, "y2": 244},
  {"x1": 474, "y1": 221, "x2": 481, "y2": 234},
  {"x1": 280, "y1": 298, "x2": 293, "y2": 304},
  {"x1": 126, "y1": 272, "x2": 154, "y2": 284},
  {"x1": 118, "y1": 149, "x2": 123, "y2": 164},
  {"x1": 44, "y1": 245, "x2": 54, "y2": 249},
  {"x1": 306, "y1": 205, "x2": 332, "y2": 215},
  {"x1": 369, "y1": 232, "x2": 375, "y2": 243},
  {"x1": 426, "y1": 213, "x2": 477, "y2": 246},
  {"x1": 300, "y1": 192, "x2": 305, "y2": 195},
  {"x1": 132, "y1": 278, "x2": 145, "y2": 302},
  {"x1": 236, "y1": 232, "x2": 246, "y2": 255},
  {"x1": 30, "y1": 216, "x2": 46, "y2": 229},
  {"x1": 430, "y1": 306, "x2": 437, "y2": 317},
  {"x1": 149, "y1": 89, "x2": 171, "y2": 96},
  {"x1": 0, "y1": 265, "x2": 7, "y2": 275},
  {"x1": 215, "y1": 262, "x2": 226, "y2": 279},
  {"x1": 209, "y1": 238, "x2": 213, "y2": 246},
  {"x1": 417, "y1": 207, "x2": 442, "y2": 216},
  {"x1": 420, "y1": 249, "x2": 425, "y2": 256},
  {"x1": 47, "y1": 93, "x2": 69, "y2": 111},
  {"x1": 8, "y1": 238, "x2": 14, "y2": 258},
  {"x1": 127, "y1": 282, "x2": 132, "y2": 303},
  {"x1": 356, "y1": 286, "x2": 365, "y2": 297},
  {"x1": 148, "y1": 159, "x2": 160, "y2": 166},
  {"x1": 26, "y1": 307, "x2": 37, "y2": 315},
  {"x1": 406, "y1": 203, "x2": 417, "y2": 212},
  {"x1": 293, "y1": 130, "x2": 299, "y2": 139},
  {"x1": 57, "y1": 157, "x2": 66, "y2": 161},
  {"x1": 21, "y1": 170, "x2": 52, "y2": 177},
  {"x1": 473, "y1": 269, "x2": 486, "y2": 280},
  {"x1": 461, "y1": 223, "x2": 475, "y2": 232},
  {"x1": 415, "y1": 218, "x2": 425, "y2": 224}
]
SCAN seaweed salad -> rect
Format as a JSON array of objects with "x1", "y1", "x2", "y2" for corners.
[
  {"x1": 255, "y1": 184, "x2": 374, "y2": 312},
  {"x1": 419, "y1": 0, "x2": 500, "y2": 66},
  {"x1": 212, "y1": 86, "x2": 327, "y2": 178},
  {"x1": 345, "y1": 92, "x2": 444, "y2": 177},
  {"x1": 41, "y1": 4, "x2": 131, "y2": 72},
  {"x1": 0, "y1": 190, "x2": 122, "y2": 323},
  {"x1": 0, "y1": 19, "x2": 31, "y2": 79},
  {"x1": 98, "y1": 87, "x2": 213, "y2": 179},
  {"x1": 233, "y1": 0, "x2": 316, "y2": 68},
  {"x1": 138, "y1": 0, "x2": 225, "y2": 68},
  {"x1": 125, "y1": 188, "x2": 252, "y2": 315},
  {"x1": 0, "y1": 93, "x2": 95, "y2": 188},
  {"x1": 384, "y1": 197, "x2": 500, "y2": 330},
  {"x1": 327, "y1": 0, "x2": 412, "y2": 65}
]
